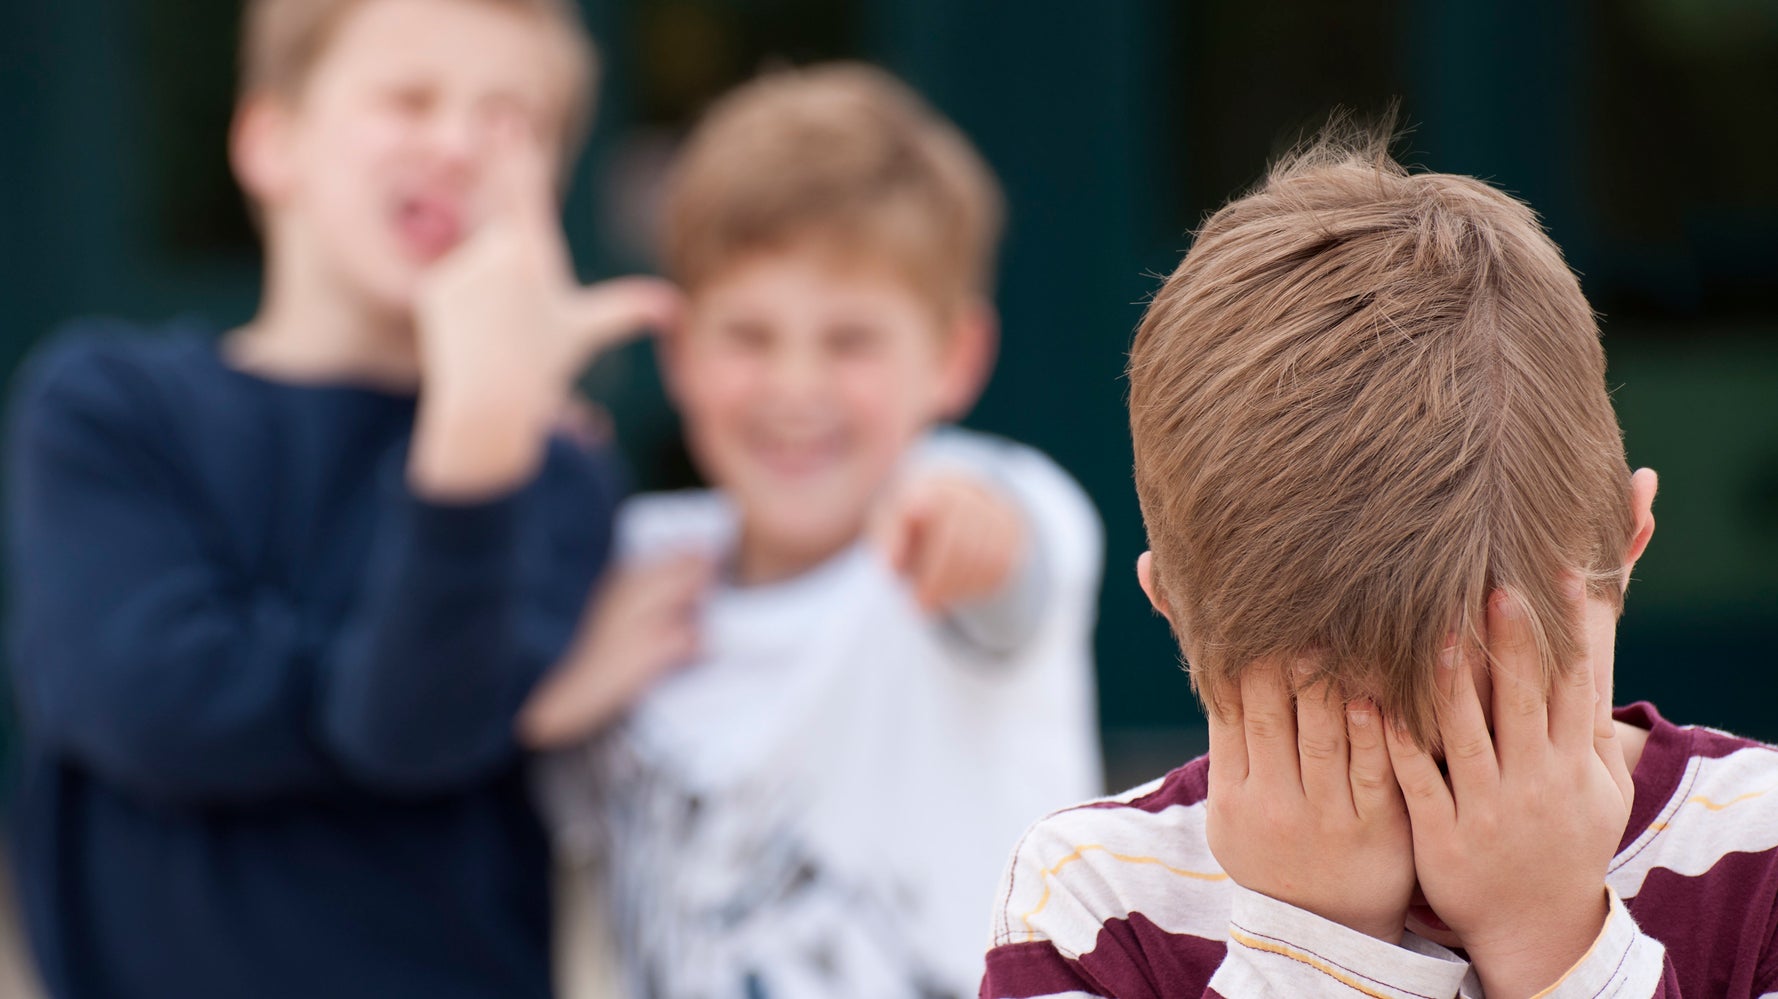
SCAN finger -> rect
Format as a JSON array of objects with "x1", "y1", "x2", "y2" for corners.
[
  {"x1": 975, "y1": 492, "x2": 1024, "y2": 593},
  {"x1": 1547, "y1": 573, "x2": 1597, "y2": 752},
  {"x1": 1206, "y1": 676, "x2": 1249, "y2": 789},
  {"x1": 1239, "y1": 663, "x2": 1300, "y2": 787},
  {"x1": 1294, "y1": 676, "x2": 1351, "y2": 808},
  {"x1": 1487, "y1": 587, "x2": 1549, "y2": 768},
  {"x1": 486, "y1": 112, "x2": 556, "y2": 228},
  {"x1": 874, "y1": 479, "x2": 931, "y2": 578},
  {"x1": 1345, "y1": 699, "x2": 1400, "y2": 819},
  {"x1": 916, "y1": 501, "x2": 976, "y2": 610},
  {"x1": 1384, "y1": 712, "x2": 1455, "y2": 825},
  {"x1": 566, "y1": 277, "x2": 686, "y2": 355},
  {"x1": 1436, "y1": 638, "x2": 1500, "y2": 798}
]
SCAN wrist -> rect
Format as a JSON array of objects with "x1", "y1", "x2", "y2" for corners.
[
  {"x1": 409, "y1": 390, "x2": 551, "y2": 501},
  {"x1": 1298, "y1": 900, "x2": 1405, "y2": 946},
  {"x1": 1466, "y1": 888, "x2": 1610, "y2": 997}
]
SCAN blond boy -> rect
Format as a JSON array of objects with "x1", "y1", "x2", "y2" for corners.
[
  {"x1": 980, "y1": 134, "x2": 1778, "y2": 997},
  {"x1": 5, "y1": 1, "x2": 675, "y2": 996},
  {"x1": 528, "y1": 64, "x2": 1104, "y2": 998}
]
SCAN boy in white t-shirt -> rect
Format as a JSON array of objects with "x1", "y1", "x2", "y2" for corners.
[{"x1": 517, "y1": 63, "x2": 1103, "y2": 998}]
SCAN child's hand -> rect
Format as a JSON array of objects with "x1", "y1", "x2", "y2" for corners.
[
  {"x1": 1205, "y1": 664, "x2": 1416, "y2": 942},
  {"x1": 872, "y1": 473, "x2": 1025, "y2": 612},
  {"x1": 516, "y1": 553, "x2": 713, "y2": 749},
  {"x1": 1385, "y1": 582, "x2": 1635, "y2": 996},
  {"x1": 409, "y1": 118, "x2": 682, "y2": 499}
]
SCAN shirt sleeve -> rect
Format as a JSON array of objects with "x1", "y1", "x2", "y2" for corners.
[
  {"x1": 4, "y1": 341, "x2": 613, "y2": 803},
  {"x1": 981, "y1": 938, "x2": 1112, "y2": 998},
  {"x1": 1513, "y1": 889, "x2": 1678, "y2": 998},
  {"x1": 1210, "y1": 885, "x2": 1470, "y2": 998}
]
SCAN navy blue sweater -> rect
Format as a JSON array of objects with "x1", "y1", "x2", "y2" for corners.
[{"x1": 3, "y1": 323, "x2": 620, "y2": 998}]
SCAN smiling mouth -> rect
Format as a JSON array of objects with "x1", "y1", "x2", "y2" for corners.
[{"x1": 751, "y1": 435, "x2": 846, "y2": 476}]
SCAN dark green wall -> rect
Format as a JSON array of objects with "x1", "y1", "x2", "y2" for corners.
[{"x1": 2, "y1": 1, "x2": 1774, "y2": 798}]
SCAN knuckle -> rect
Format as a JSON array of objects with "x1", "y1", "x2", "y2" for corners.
[
  {"x1": 1445, "y1": 734, "x2": 1492, "y2": 762},
  {"x1": 1298, "y1": 734, "x2": 1342, "y2": 762},
  {"x1": 1349, "y1": 768, "x2": 1390, "y2": 794},
  {"x1": 1245, "y1": 713, "x2": 1289, "y2": 743},
  {"x1": 1401, "y1": 778, "x2": 1440, "y2": 801}
]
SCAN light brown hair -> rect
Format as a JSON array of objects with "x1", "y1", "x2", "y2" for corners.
[
  {"x1": 239, "y1": 0, "x2": 599, "y2": 148},
  {"x1": 660, "y1": 62, "x2": 1005, "y2": 316},
  {"x1": 1127, "y1": 126, "x2": 1634, "y2": 747}
]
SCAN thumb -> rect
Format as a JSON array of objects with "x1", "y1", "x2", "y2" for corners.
[
  {"x1": 485, "y1": 112, "x2": 556, "y2": 231},
  {"x1": 564, "y1": 277, "x2": 685, "y2": 356}
]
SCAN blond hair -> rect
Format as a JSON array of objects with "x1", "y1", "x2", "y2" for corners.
[
  {"x1": 661, "y1": 62, "x2": 1004, "y2": 315},
  {"x1": 239, "y1": 0, "x2": 598, "y2": 149},
  {"x1": 1127, "y1": 127, "x2": 1634, "y2": 747}
]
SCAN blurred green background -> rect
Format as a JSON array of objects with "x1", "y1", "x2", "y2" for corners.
[{"x1": 2, "y1": 0, "x2": 1774, "y2": 794}]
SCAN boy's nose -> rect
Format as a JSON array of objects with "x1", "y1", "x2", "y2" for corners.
[
  {"x1": 425, "y1": 109, "x2": 488, "y2": 173},
  {"x1": 766, "y1": 350, "x2": 827, "y2": 401}
]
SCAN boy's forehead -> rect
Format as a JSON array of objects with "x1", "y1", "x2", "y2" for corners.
[
  {"x1": 691, "y1": 239, "x2": 956, "y2": 321},
  {"x1": 314, "y1": 0, "x2": 578, "y2": 108}
]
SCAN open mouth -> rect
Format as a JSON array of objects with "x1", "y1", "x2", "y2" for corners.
[{"x1": 392, "y1": 195, "x2": 464, "y2": 261}]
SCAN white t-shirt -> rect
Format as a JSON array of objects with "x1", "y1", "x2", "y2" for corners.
[{"x1": 542, "y1": 429, "x2": 1103, "y2": 999}]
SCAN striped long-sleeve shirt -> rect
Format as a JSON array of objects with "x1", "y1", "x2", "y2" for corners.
[{"x1": 981, "y1": 703, "x2": 1778, "y2": 998}]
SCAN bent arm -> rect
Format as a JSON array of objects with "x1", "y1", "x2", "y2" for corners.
[{"x1": 6, "y1": 351, "x2": 609, "y2": 803}]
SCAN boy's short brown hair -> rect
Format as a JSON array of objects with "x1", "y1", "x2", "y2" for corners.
[
  {"x1": 660, "y1": 62, "x2": 1005, "y2": 315},
  {"x1": 240, "y1": 0, "x2": 598, "y2": 148},
  {"x1": 1128, "y1": 128, "x2": 1635, "y2": 747}
]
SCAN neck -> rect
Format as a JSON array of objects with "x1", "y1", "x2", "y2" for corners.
[{"x1": 226, "y1": 239, "x2": 422, "y2": 390}]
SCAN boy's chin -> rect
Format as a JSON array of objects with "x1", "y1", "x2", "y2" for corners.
[{"x1": 348, "y1": 264, "x2": 429, "y2": 324}]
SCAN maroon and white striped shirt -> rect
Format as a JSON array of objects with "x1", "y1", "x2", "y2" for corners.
[{"x1": 982, "y1": 703, "x2": 1778, "y2": 998}]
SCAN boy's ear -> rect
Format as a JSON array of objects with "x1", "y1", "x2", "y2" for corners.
[
  {"x1": 1621, "y1": 467, "x2": 1659, "y2": 589},
  {"x1": 230, "y1": 94, "x2": 296, "y2": 207},
  {"x1": 1136, "y1": 551, "x2": 1172, "y2": 623},
  {"x1": 936, "y1": 298, "x2": 998, "y2": 421}
]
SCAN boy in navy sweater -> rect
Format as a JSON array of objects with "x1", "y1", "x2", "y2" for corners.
[{"x1": 3, "y1": 1, "x2": 684, "y2": 996}]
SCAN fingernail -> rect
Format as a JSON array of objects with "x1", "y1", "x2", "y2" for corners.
[
  {"x1": 1565, "y1": 574, "x2": 1587, "y2": 601},
  {"x1": 1438, "y1": 646, "x2": 1459, "y2": 671},
  {"x1": 1347, "y1": 704, "x2": 1371, "y2": 727}
]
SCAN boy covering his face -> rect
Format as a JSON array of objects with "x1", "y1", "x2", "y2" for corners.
[{"x1": 980, "y1": 129, "x2": 1778, "y2": 998}]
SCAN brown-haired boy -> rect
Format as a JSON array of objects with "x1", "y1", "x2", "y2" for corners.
[
  {"x1": 4, "y1": 1, "x2": 678, "y2": 996},
  {"x1": 529, "y1": 63, "x2": 1104, "y2": 998},
  {"x1": 980, "y1": 133, "x2": 1778, "y2": 997}
]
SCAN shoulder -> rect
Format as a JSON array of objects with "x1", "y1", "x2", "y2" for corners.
[
  {"x1": 8, "y1": 320, "x2": 220, "y2": 458},
  {"x1": 1612, "y1": 702, "x2": 1778, "y2": 912},
  {"x1": 991, "y1": 757, "x2": 1228, "y2": 959},
  {"x1": 614, "y1": 489, "x2": 736, "y2": 561},
  {"x1": 15, "y1": 321, "x2": 199, "y2": 408}
]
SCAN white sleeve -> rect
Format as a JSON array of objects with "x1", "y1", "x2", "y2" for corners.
[{"x1": 1209, "y1": 885, "x2": 1471, "y2": 998}]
